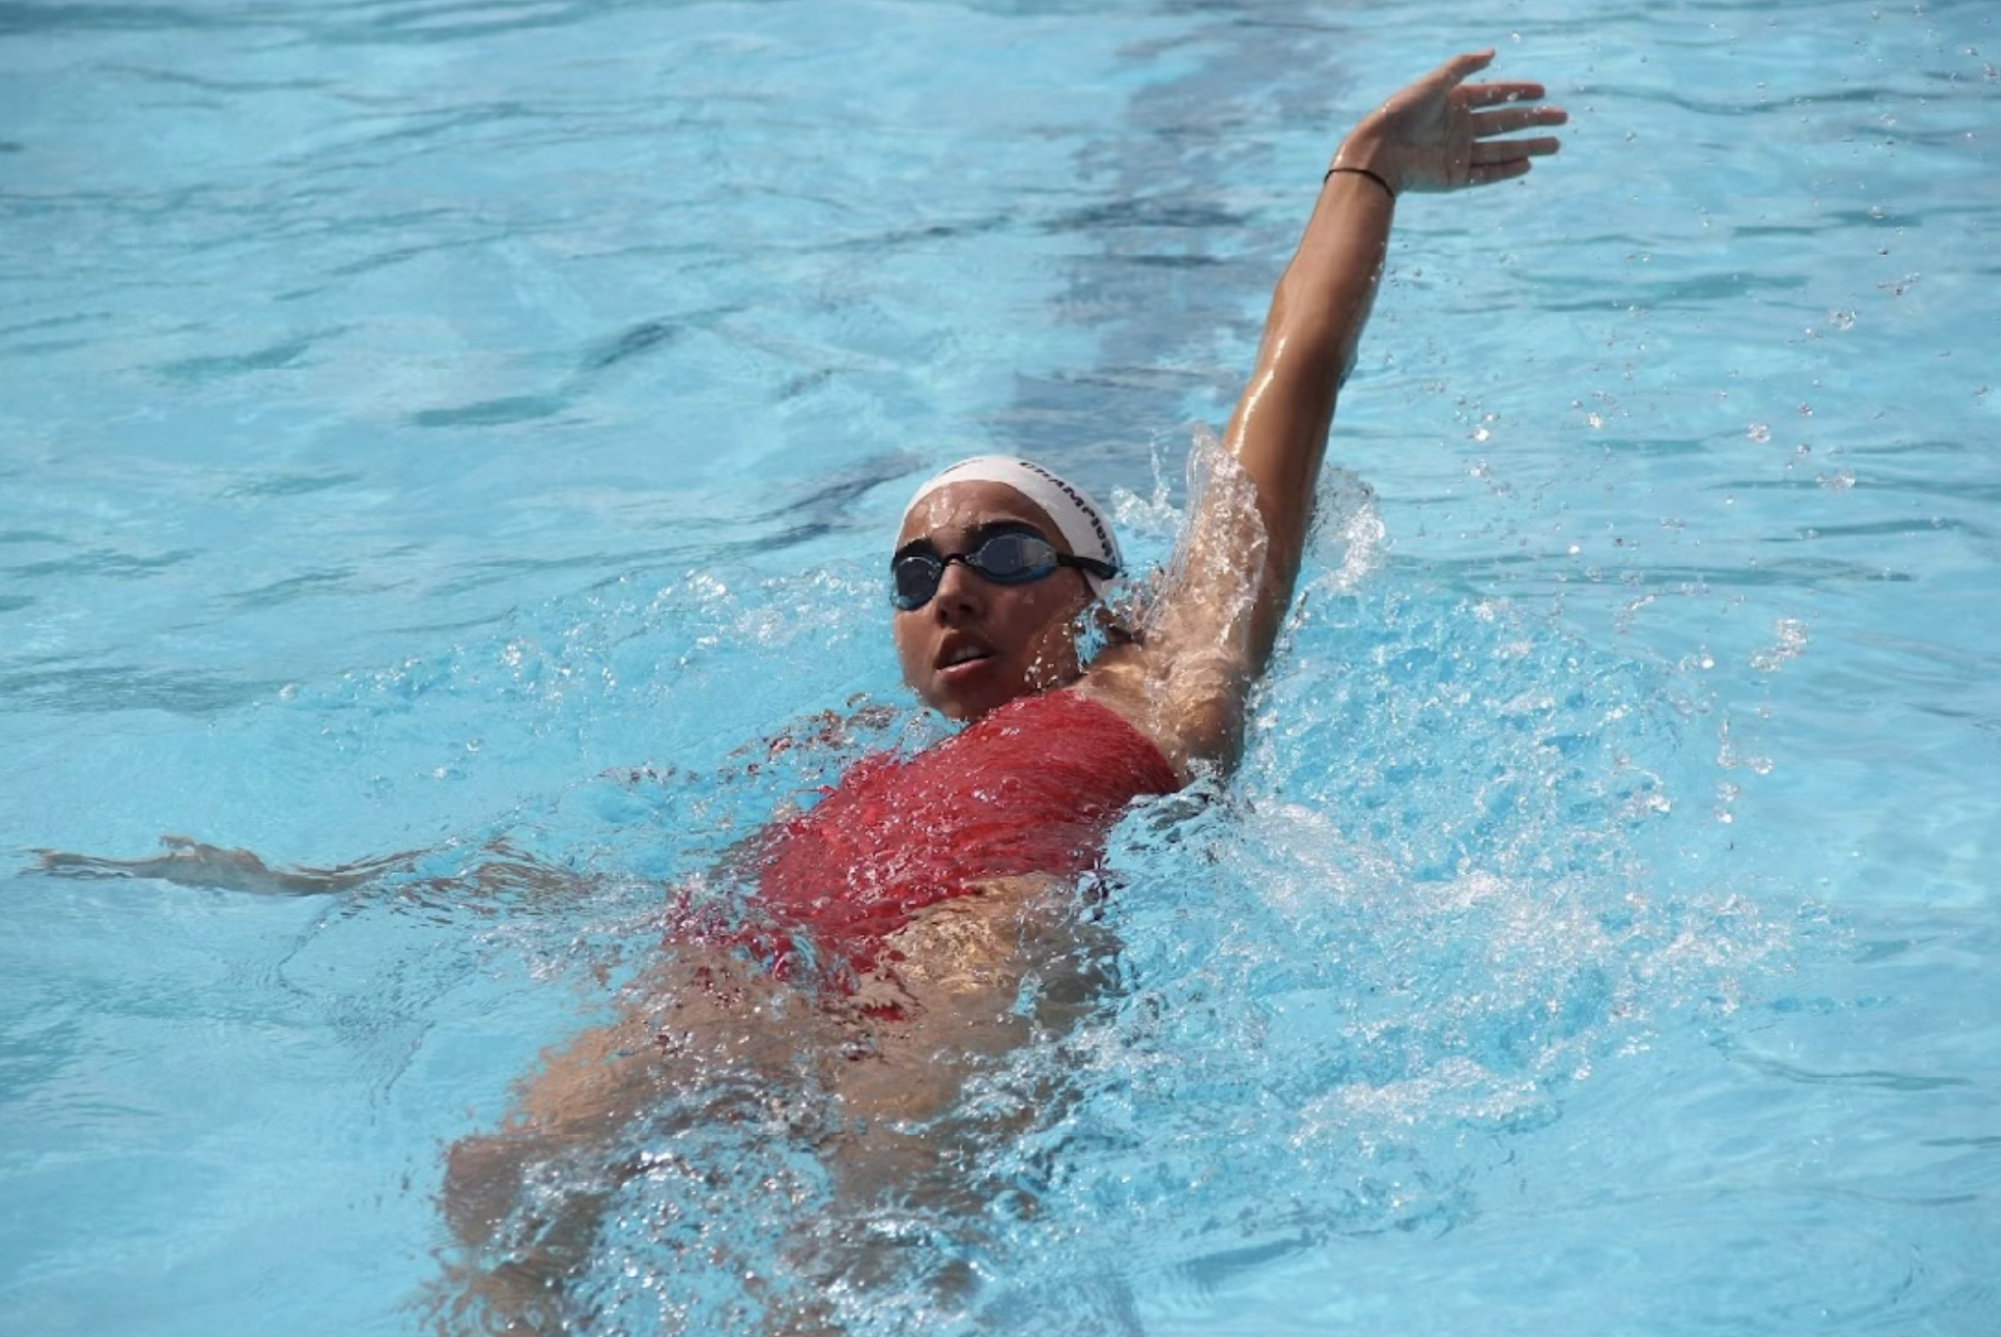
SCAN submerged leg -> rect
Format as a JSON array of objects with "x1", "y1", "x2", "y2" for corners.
[
  {"x1": 798, "y1": 877, "x2": 1121, "y2": 1311},
  {"x1": 432, "y1": 881, "x2": 1120, "y2": 1333},
  {"x1": 432, "y1": 946, "x2": 830, "y2": 1334}
]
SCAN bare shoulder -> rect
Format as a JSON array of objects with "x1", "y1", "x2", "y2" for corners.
[{"x1": 1077, "y1": 645, "x2": 1245, "y2": 779}]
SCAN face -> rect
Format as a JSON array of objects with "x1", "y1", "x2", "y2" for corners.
[{"x1": 891, "y1": 480, "x2": 1095, "y2": 721}]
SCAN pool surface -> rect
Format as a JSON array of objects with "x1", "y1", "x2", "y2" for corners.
[{"x1": 3, "y1": 0, "x2": 1996, "y2": 1333}]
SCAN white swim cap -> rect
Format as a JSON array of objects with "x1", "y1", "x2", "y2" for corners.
[{"x1": 903, "y1": 456, "x2": 1122, "y2": 596}]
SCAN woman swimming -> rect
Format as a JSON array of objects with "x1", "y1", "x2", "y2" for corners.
[
  {"x1": 44, "y1": 48, "x2": 1564, "y2": 1332},
  {"x1": 437, "y1": 48, "x2": 1563, "y2": 1330}
]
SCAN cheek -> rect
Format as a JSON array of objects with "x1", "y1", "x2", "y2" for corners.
[
  {"x1": 892, "y1": 615, "x2": 930, "y2": 683},
  {"x1": 1019, "y1": 595, "x2": 1085, "y2": 668}
]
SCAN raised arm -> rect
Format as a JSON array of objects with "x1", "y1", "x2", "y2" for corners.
[{"x1": 1103, "y1": 50, "x2": 1565, "y2": 769}]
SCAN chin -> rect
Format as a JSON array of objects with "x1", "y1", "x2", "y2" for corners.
[
  {"x1": 927, "y1": 677, "x2": 1018, "y2": 723},
  {"x1": 931, "y1": 690, "x2": 985, "y2": 722}
]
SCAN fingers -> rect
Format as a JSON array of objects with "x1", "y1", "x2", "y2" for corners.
[
  {"x1": 1461, "y1": 135, "x2": 1561, "y2": 191},
  {"x1": 1460, "y1": 80, "x2": 1548, "y2": 109},
  {"x1": 1466, "y1": 159, "x2": 1535, "y2": 188},
  {"x1": 1465, "y1": 99, "x2": 1565, "y2": 176},
  {"x1": 1468, "y1": 103, "x2": 1567, "y2": 138},
  {"x1": 1434, "y1": 49, "x2": 1497, "y2": 86},
  {"x1": 1470, "y1": 103, "x2": 1568, "y2": 136},
  {"x1": 1470, "y1": 136, "x2": 1563, "y2": 166}
]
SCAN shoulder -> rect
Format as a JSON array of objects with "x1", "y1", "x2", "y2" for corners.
[{"x1": 1077, "y1": 646, "x2": 1245, "y2": 781}]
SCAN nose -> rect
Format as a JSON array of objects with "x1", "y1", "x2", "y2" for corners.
[{"x1": 929, "y1": 556, "x2": 985, "y2": 619}]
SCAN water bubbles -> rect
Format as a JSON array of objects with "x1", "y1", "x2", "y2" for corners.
[
  {"x1": 1828, "y1": 310, "x2": 1857, "y2": 330},
  {"x1": 1615, "y1": 591, "x2": 1658, "y2": 635},
  {"x1": 1616, "y1": 788, "x2": 1673, "y2": 821},
  {"x1": 1816, "y1": 468, "x2": 1856, "y2": 490},
  {"x1": 1714, "y1": 780, "x2": 1740, "y2": 823},
  {"x1": 1714, "y1": 717, "x2": 1774, "y2": 776},
  {"x1": 1750, "y1": 617, "x2": 1810, "y2": 672},
  {"x1": 685, "y1": 571, "x2": 730, "y2": 604},
  {"x1": 1747, "y1": 423, "x2": 1771, "y2": 443}
]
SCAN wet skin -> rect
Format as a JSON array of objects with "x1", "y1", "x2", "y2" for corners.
[{"x1": 890, "y1": 480, "x2": 1096, "y2": 721}]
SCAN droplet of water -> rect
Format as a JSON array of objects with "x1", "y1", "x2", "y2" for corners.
[
  {"x1": 1751, "y1": 617, "x2": 1810, "y2": 671},
  {"x1": 1747, "y1": 423, "x2": 1771, "y2": 442}
]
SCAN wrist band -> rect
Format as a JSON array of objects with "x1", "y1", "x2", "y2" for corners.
[{"x1": 1323, "y1": 165, "x2": 1395, "y2": 200}]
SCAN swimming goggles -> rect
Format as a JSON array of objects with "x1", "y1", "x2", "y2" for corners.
[{"x1": 890, "y1": 524, "x2": 1118, "y2": 611}]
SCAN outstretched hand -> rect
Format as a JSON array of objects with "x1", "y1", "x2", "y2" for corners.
[
  {"x1": 36, "y1": 835, "x2": 405, "y2": 894},
  {"x1": 1332, "y1": 49, "x2": 1566, "y2": 195}
]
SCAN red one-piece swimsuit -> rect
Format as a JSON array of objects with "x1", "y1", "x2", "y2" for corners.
[{"x1": 748, "y1": 688, "x2": 1180, "y2": 982}]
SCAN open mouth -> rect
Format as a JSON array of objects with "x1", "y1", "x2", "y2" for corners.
[{"x1": 937, "y1": 642, "x2": 994, "y2": 672}]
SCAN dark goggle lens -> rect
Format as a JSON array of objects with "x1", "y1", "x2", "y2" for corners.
[
  {"x1": 966, "y1": 532, "x2": 1059, "y2": 582},
  {"x1": 891, "y1": 556, "x2": 944, "y2": 610},
  {"x1": 890, "y1": 532, "x2": 1061, "y2": 609}
]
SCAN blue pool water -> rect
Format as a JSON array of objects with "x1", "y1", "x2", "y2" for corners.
[{"x1": 3, "y1": 0, "x2": 1996, "y2": 1332}]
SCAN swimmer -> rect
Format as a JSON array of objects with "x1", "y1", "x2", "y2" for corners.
[
  {"x1": 43, "y1": 49, "x2": 1565, "y2": 1333},
  {"x1": 439, "y1": 49, "x2": 1563, "y2": 1331}
]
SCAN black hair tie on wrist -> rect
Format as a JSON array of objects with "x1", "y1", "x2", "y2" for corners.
[{"x1": 1323, "y1": 165, "x2": 1395, "y2": 200}]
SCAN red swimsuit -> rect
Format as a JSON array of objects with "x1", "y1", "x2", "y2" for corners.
[{"x1": 750, "y1": 689, "x2": 1180, "y2": 979}]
